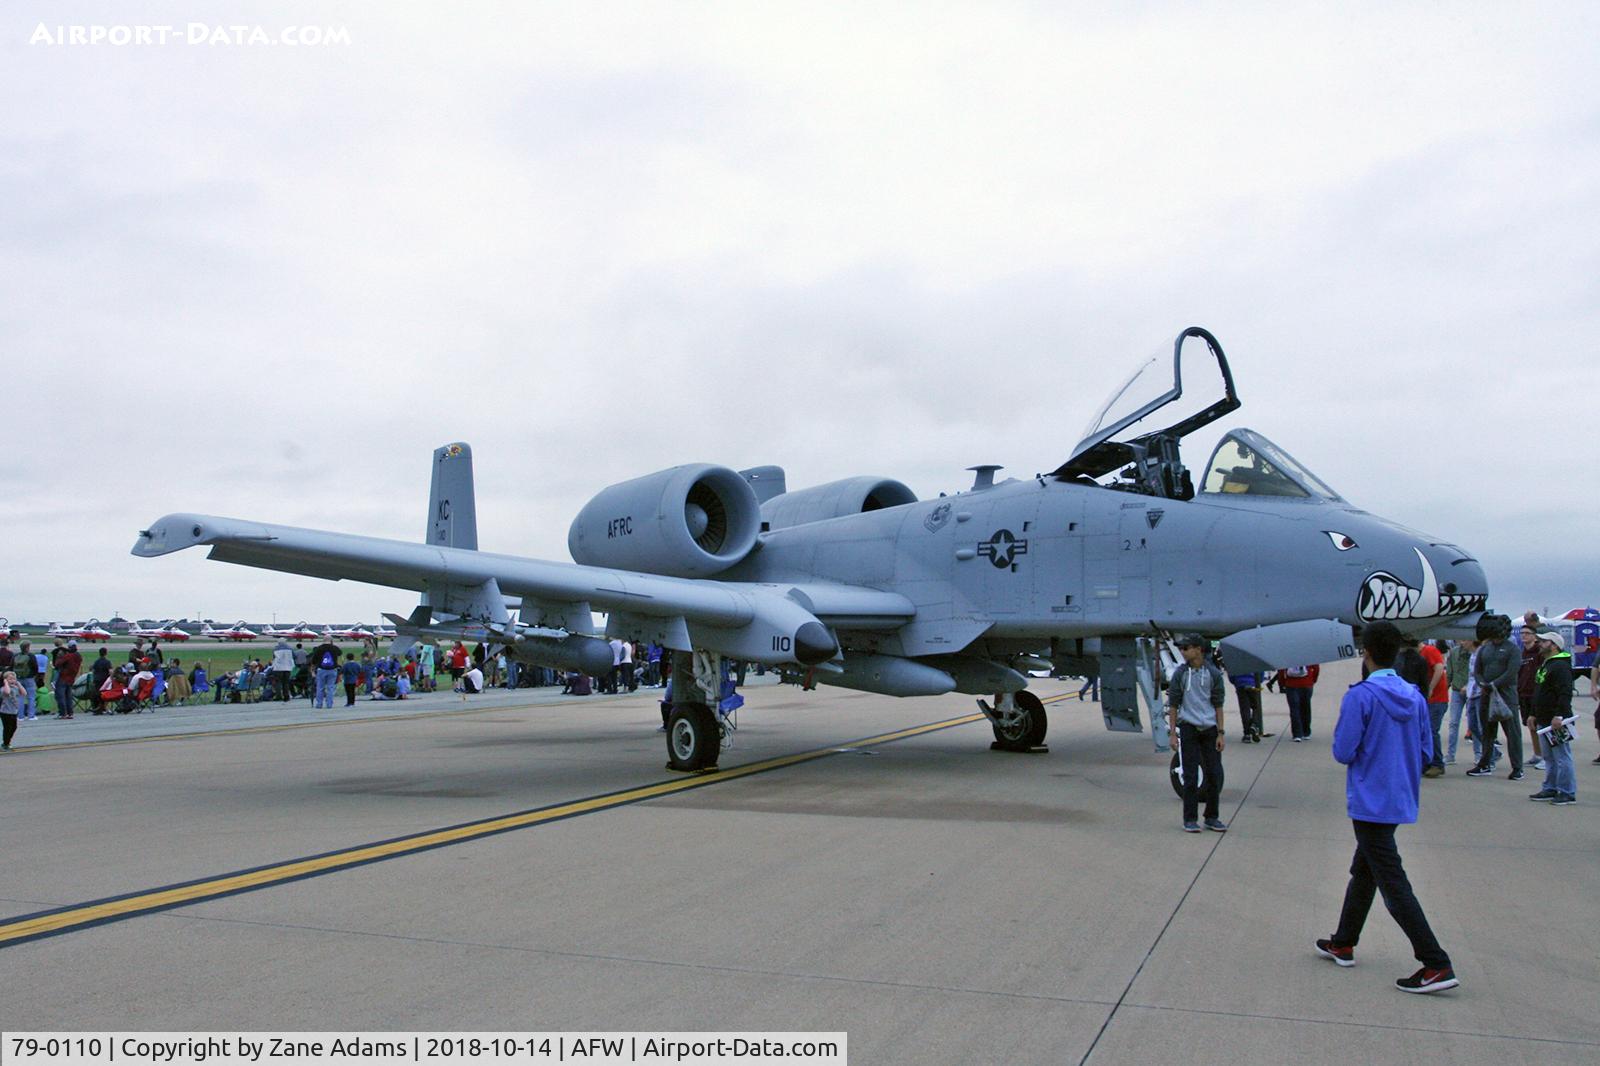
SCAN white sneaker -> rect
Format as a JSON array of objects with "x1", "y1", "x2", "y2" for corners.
[{"x1": 1528, "y1": 757, "x2": 1546, "y2": 770}]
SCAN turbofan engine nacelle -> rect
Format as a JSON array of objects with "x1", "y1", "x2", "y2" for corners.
[
  {"x1": 761, "y1": 476, "x2": 917, "y2": 532},
  {"x1": 568, "y1": 464, "x2": 761, "y2": 578}
]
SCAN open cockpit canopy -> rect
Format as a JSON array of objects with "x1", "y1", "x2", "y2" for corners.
[{"x1": 1052, "y1": 327, "x2": 1240, "y2": 498}]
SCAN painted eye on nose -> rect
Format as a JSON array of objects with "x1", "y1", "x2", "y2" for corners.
[{"x1": 1325, "y1": 531, "x2": 1357, "y2": 551}]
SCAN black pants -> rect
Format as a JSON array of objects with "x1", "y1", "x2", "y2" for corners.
[
  {"x1": 275, "y1": 671, "x2": 292, "y2": 701},
  {"x1": 1332, "y1": 820, "x2": 1450, "y2": 968},
  {"x1": 344, "y1": 683, "x2": 357, "y2": 706},
  {"x1": 1178, "y1": 721, "x2": 1223, "y2": 822},
  {"x1": 1, "y1": 712, "x2": 15, "y2": 748},
  {"x1": 1474, "y1": 701, "x2": 1523, "y2": 772},
  {"x1": 1286, "y1": 687, "x2": 1313, "y2": 738},
  {"x1": 1234, "y1": 686, "x2": 1262, "y2": 737}
]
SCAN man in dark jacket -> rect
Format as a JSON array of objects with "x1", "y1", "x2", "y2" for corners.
[
  {"x1": 1228, "y1": 668, "x2": 1264, "y2": 743},
  {"x1": 90, "y1": 649, "x2": 113, "y2": 712},
  {"x1": 310, "y1": 639, "x2": 342, "y2": 709},
  {"x1": 1526, "y1": 632, "x2": 1575, "y2": 804},
  {"x1": 1316, "y1": 621, "x2": 1457, "y2": 994},
  {"x1": 1467, "y1": 623, "x2": 1524, "y2": 780}
]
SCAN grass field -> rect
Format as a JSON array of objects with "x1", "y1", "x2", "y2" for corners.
[{"x1": 6, "y1": 636, "x2": 415, "y2": 680}]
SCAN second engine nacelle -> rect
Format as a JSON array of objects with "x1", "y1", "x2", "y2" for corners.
[
  {"x1": 568, "y1": 464, "x2": 761, "y2": 578},
  {"x1": 761, "y1": 476, "x2": 917, "y2": 532}
]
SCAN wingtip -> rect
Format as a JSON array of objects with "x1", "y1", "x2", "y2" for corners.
[{"x1": 130, "y1": 513, "x2": 208, "y2": 558}]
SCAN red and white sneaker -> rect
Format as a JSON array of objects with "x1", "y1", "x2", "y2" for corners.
[
  {"x1": 1314, "y1": 939, "x2": 1354, "y2": 967},
  {"x1": 1396, "y1": 966, "x2": 1458, "y2": 993}
]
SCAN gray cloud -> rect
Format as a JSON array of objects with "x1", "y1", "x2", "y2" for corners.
[{"x1": 2, "y1": 3, "x2": 1596, "y2": 622}]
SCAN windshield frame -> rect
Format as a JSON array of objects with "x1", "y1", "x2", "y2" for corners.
[{"x1": 1200, "y1": 428, "x2": 1345, "y2": 501}]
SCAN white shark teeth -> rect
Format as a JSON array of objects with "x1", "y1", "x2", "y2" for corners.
[
  {"x1": 1361, "y1": 573, "x2": 1420, "y2": 619},
  {"x1": 1359, "y1": 575, "x2": 1485, "y2": 621}
]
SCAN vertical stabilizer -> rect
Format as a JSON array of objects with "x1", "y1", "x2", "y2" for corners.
[{"x1": 427, "y1": 442, "x2": 478, "y2": 550}]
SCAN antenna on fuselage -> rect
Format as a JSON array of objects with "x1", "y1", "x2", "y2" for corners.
[{"x1": 967, "y1": 465, "x2": 1002, "y2": 491}]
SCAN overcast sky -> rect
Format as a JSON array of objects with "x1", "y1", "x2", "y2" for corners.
[{"x1": 3, "y1": 1, "x2": 1596, "y2": 625}]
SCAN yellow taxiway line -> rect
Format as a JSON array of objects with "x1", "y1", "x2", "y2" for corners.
[
  {"x1": 0, "y1": 710, "x2": 1004, "y2": 948},
  {"x1": 1, "y1": 687, "x2": 1086, "y2": 947}
]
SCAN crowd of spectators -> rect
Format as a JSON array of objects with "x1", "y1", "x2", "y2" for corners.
[{"x1": 0, "y1": 633, "x2": 687, "y2": 740}]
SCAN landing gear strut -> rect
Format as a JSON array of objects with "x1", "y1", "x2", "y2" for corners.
[
  {"x1": 983, "y1": 690, "x2": 1048, "y2": 752},
  {"x1": 662, "y1": 650, "x2": 737, "y2": 772}
]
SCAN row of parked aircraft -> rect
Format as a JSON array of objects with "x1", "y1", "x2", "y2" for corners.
[
  {"x1": 197, "y1": 621, "x2": 398, "y2": 642},
  {"x1": 25, "y1": 619, "x2": 396, "y2": 643}
]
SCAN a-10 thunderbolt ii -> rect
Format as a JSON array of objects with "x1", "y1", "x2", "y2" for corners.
[{"x1": 133, "y1": 328, "x2": 1489, "y2": 770}]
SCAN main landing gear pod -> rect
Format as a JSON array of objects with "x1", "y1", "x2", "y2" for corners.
[{"x1": 981, "y1": 691, "x2": 1049, "y2": 751}]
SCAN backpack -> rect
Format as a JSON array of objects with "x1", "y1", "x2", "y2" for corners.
[
  {"x1": 1476, "y1": 612, "x2": 1512, "y2": 642},
  {"x1": 1394, "y1": 648, "x2": 1429, "y2": 696}
]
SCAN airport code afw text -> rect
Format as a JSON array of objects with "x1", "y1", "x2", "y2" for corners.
[{"x1": 5, "y1": 1033, "x2": 846, "y2": 1063}]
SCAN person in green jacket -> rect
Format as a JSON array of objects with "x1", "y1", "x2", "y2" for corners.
[{"x1": 1526, "y1": 632, "x2": 1575, "y2": 804}]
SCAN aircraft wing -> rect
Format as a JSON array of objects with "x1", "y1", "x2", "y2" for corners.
[{"x1": 132, "y1": 513, "x2": 913, "y2": 665}]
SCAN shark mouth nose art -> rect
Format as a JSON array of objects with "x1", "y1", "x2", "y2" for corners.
[{"x1": 1358, "y1": 548, "x2": 1487, "y2": 621}]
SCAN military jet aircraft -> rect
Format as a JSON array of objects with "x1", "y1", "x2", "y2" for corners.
[
  {"x1": 47, "y1": 620, "x2": 113, "y2": 643},
  {"x1": 262, "y1": 621, "x2": 322, "y2": 641},
  {"x1": 129, "y1": 620, "x2": 191, "y2": 641},
  {"x1": 200, "y1": 621, "x2": 259, "y2": 642},
  {"x1": 322, "y1": 624, "x2": 376, "y2": 642},
  {"x1": 134, "y1": 328, "x2": 1489, "y2": 770}
]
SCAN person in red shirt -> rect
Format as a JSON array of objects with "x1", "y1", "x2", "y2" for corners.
[
  {"x1": 1418, "y1": 640, "x2": 1449, "y2": 777},
  {"x1": 1273, "y1": 663, "x2": 1321, "y2": 741},
  {"x1": 54, "y1": 640, "x2": 84, "y2": 720},
  {"x1": 1515, "y1": 625, "x2": 1546, "y2": 771}
]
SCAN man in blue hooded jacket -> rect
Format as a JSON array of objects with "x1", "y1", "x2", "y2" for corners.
[{"x1": 1315, "y1": 621, "x2": 1458, "y2": 994}]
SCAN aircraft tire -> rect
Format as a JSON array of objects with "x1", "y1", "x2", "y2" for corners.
[
  {"x1": 666, "y1": 702, "x2": 720, "y2": 771},
  {"x1": 1168, "y1": 751, "x2": 1206, "y2": 799},
  {"x1": 991, "y1": 690, "x2": 1048, "y2": 751}
]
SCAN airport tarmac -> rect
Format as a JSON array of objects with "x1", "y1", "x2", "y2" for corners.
[{"x1": 1, "y1": 664, "x2": 1595, "y2": 1065}]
